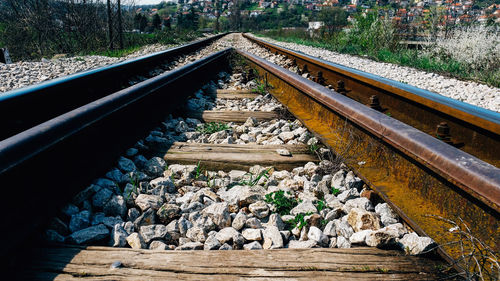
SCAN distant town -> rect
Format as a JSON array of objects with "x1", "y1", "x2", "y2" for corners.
[{"x1": 136, "y1": 0, "x2": 500, "y2": 31}]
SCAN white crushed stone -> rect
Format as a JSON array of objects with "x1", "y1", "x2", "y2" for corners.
[
  {"x1": 3, "y1": 32, "x2": 497, "y2": 114},
  {"x1": 0, "y1": 35, "x2": 215, "y2": 93},
  {"x1": 247, "y1": 34, "x2": 500, "y2": 113}
]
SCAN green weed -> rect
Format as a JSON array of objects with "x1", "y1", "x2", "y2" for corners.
[
  {"x1": 194, "y1": 161, "x2": 204, "y2": 180},
  {"x1": 124, "y1": 174, "x2": 139, "y2": 201},
  {"x1": 308, "y1": 143, "x2": 319, "y2": 155},
  {"x1": 331, "y1": 187, "x2": 341, "y2": 196},
  {"x1": 196, "y1": 122, "x2": 229, "y2": 134},
  {"x1": 287, "y1": 212, "x2": 313, "y2": 230},
  {"x1": 265, "y1": 190, "x2": 298, "y2": 216},
  {"x1": 377, "y1": 267, "x2": 389, "y2": 273},
  {"x1": 316, "y1": 199, "x2": 326, "y2": 212},
  {"x1": 252, "y1": 79, "x2": 268, "y2": 95},
  {"x1": 240, "y1": 168, "x2": 272, "y2": 187},
  {"x1": 206, "y1": 175, "x2": 215, "y2": 188}
]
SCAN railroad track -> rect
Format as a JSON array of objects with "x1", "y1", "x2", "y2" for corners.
[
  {"x1": 0, "y1": 33, "x2": 227, "y2": 140},
  {"x1": 243, "y1": 34, "x2": 500, "y2": 169},
  {"x1": 1, "y1": 38, "x2": 498, "y2": 278}
]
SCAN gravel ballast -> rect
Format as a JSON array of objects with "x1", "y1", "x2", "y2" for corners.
[
  {"x1": 2, "y1": 33, "x2": 497, "y2": 114},
  {"x1": 0, "y1": 44, "x2": 179, "y2": 93},
  {"x1": 246, "y1": 34, "x2": 500, "y2": 112},
  {"x1": 44, "y1": 68, "x2": 435, "y2": 255}
]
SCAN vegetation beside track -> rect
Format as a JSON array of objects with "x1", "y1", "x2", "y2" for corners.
[{"x1": 256, "y1": 15, "x2": 500, "y2": 88}]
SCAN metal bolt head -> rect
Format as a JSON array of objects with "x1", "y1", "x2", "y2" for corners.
[
  {"x1": 337, "y1": 80, "x2": 347, "y2": 95},
  {"x1": 369, "y1": 95, "x2": 382, "y2": 111},
  {"x1": 436, "y1": 122, "x2": 453, "y2": 144}
]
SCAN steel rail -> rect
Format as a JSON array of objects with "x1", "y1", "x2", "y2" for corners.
[
  {"x1": 242, "y1": 34, "x2": 500, "y2": 168},
  {"x1": 0, "y1": 46, "x2": 497, "y2": 272},
  {"x1": 0, "y1": 33, "x2": 228, "y2": 141},
  {"x1": 235, "y1": 49, "x2": 499, "y2": 267},
  {"x1": 0, "y1": 48, "x2": 232, "y2": 263}
]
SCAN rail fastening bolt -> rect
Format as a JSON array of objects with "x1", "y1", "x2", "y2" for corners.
[
  {"x1": 337, "y1": 80, "x2": 347, "y2": 95},
  {"x1": 369, "y1": 95, "x2": 383, "y2": 111},
  {"x1": 436, "y1": 122, "x2": 453, "y2": 144}
]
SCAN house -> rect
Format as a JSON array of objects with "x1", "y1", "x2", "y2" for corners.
[{"x1": 346, "y1": 4, "x2": 357, "y2": 12}]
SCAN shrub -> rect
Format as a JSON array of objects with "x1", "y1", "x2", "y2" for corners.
[
  {"x1": 346, "y1": 11, "x2": 398, "y2": 54},
  {"x1": 424, "y1": 25, "x2": 500, "y2": 72}
]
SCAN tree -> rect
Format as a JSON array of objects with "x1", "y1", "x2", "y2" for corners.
[
  {"x1": 214, "y1": 0, "x2": 222, "y2": 32},
  {"x1": 117, "y1": 0, "x2": 123, "y2": 49},
  {"x1": 163, "y1": 17, "x2": 171, "y2": 30},
  {"x1": 106, "y1": 0, "x2": 114, "y2": 49},
  {"x1": 135, "y1": 14, "x2": 148, "y2": 32},
  {"x1": 177, "y1": 7, "x2": 199, "y2": 30},
  {"x1": 318, "y1": 7, "x2": 347, "y2": 34},
  {"x1": 152, "y1": 14, "x2": 161, "y2": 30},
  {"x1": 134, "y1": 13, "x2": 142, "y2": 29},
  {"x1": 229, "y1": 0, "x2": 242, "y2": 31}
]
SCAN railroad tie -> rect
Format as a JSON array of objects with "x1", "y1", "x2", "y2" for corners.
[
  {"x1": 215, "y1": 89, "x2": 261, "y2": 99},
  {"x1": 164, "y1": 142, "x2": 317, "y2": 171},
  {"x1": 21, "y1": 244, "x2": 442, "y2": 280},
  {"x1": 186, "y1": 110, "x2": 282, "y2": 123}
]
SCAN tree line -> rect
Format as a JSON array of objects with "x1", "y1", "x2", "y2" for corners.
[
  {"x1": 0, "y1": 0, "x2": 350, "y2": 60},
  {"x1": 0, "y1": 0, "x2": 138, "y2": 60}
]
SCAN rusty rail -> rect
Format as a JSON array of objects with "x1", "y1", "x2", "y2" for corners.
[
  {"x1": 0, "y1": 45, "x2": 497, "y2": 274},
  {"x1": 243, "y1": 34, "x2": 500, "y2": 168},
  {"x1": 235, "y1": 49, "x2": 499, "y2": 267},
  {"x1": 0, "y1": 49, "x2": 232, "y2": 262},
  {"x1": 0, "y1": 33, "x2": 228, "y2": 141}
]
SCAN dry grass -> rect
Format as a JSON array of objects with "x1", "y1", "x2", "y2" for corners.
[{"x1": 427, "y1": 215, "x2": 499, "y2": 280}]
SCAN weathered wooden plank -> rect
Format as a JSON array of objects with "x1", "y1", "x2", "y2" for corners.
[
  {"x1": 216, "y1": 89, "x2": 255, "y2": 94},
  {"x1": 187, "y1": 111, "x2": 281, "y2": 123},
  {"x1": 215, "y1": 89, "x2": 261, "y2": 99},
  {"x1": 217, "y1": 93, "x2": 261, "y2": 99},
  {"x1": 164, "y1": 142, "x2": 317, "y2": 171},
  {"x1": 20, "y1": 245, "x2": 442, "y2": 280},
  {"x1": 167, "y1": 142, "x2": 311, "y2": 153}
]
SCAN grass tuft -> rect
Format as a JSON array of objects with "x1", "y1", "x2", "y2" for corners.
[
  {"x1": 196, "y1": 122, "x2": 229, "y2": 134},
  {"x1": 265, "y1": 190, "x2": 298, "y2": 216}
]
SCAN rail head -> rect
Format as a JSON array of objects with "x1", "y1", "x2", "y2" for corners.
[
  {"x1": 0, "y1": 33, "x2": 230, "y2": 141},
  {"x1": 0, "y1": 33, "x2": 229, "y2": 102},
  {"x1": 0, "y1": 47, "x2": 232, "y2": 261},
  {"x1": 243, "y1": 33, "x2": 500, "y2": 135},
  {"x1": 0, "y1": 48, "x2": 233, "y2": 175},
  {"x1": 236, "y1": 48, "x2": 500, "y2": 214}
]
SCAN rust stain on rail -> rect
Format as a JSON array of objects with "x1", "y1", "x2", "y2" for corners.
[
  {"x1": 235, "y1": 49, "x2": 499, "y2": 268},
  {"x1": 243, "y1": 34, "x2": 500, "y2": 168}
]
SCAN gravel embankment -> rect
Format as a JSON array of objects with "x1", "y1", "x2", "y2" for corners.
[
  {"x1": 0, "y1": 34, "x2": 222, "y2": 93},
  {"x1": 0, "y1": 44, "x2": 180, "y2": 93},
  {"x1": 5, "y1": 33, "x2": 496, "y2": 114},
  {"x1": 247, "y1": 34, "x2": 500, "y2": 113},
  {"x1": 45, "y1": 70, "x2": 434, "y2": 254},
  {"x1": 0, "y1": 34, "x2": 243, "y2": 93}
]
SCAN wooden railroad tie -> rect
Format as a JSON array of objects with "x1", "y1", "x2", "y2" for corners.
[
  {"x1": 215, "y1": 89, "x2": 261, "y2": 100},
  {"x1": 20, "y1": 244, "x2": 444, "y2": 280},
  {"x1": 164, "y1": 142, "x2": 317, "y2": 171},
  {"x1": 186, "y1": 110, "x2": 283, "y2": 123}
]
